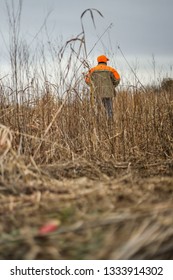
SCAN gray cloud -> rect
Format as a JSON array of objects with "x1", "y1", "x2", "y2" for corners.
[
  {"x1": 0, "y1": 0, "x2": 172, "y2": 83},
  {"x1": 0, "y1": 0, "x2": 172, "y2": 55}
]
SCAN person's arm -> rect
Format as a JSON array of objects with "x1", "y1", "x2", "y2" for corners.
[{"x1": 109, "y1": 67, "x2": 120, "y2": 86}]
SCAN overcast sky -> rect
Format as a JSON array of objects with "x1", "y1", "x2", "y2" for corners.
[{"x1": 0, "y1": 0, "x2": 173, "y2": 84}]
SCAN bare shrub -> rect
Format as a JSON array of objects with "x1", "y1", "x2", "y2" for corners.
[{"x1": 161, "y1": 78, "x2": 173, "y2": 92}]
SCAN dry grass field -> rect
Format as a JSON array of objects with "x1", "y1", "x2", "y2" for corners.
[{"x1": 1, "y1": 86, "x2": 173, "y2": 260}]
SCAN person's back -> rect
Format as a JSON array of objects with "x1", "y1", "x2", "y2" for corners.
[
  {"x1": 89, "y1": 63, "x2": 119, "y2": 98},
  {"x1": 85, "y1": 55, "x2": 120, "y2": 119}
]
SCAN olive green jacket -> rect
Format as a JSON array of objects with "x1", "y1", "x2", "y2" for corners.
[{"x1": 85, "y1": 63, "x2": 120, "y2": 98}]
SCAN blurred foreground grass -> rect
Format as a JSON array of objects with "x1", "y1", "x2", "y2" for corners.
[{"x1": 1, "y1": 154, "x2": 173, "y2": 260}]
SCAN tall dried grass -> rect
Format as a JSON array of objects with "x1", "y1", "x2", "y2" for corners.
[{"x1": 1, "y1": 85, "x2": 173, "y2": 165}]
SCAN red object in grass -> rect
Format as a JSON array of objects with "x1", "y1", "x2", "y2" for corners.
[{"x1": 38, "y1": 220, "x2": 60, "y2": 235}]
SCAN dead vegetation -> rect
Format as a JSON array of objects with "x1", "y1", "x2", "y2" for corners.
[
  {"x1": 0, "y1": 3, "x2": 173, "y2": 260},
  {"x1": 1, "y1": 143, "x2": 173, "y2": 260}
]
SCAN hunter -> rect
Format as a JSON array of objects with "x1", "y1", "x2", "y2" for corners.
[{"x1": 85, "y1": 55, "x2": 120, "y2": 119}]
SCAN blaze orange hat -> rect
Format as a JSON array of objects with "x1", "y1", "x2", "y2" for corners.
[{"x1": 97, "y1": 55, "x2": 109, "y2": 63}]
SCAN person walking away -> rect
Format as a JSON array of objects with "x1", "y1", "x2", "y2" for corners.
[{"x1": 85, "y1": 55, "x2": 120, "y2": 120}]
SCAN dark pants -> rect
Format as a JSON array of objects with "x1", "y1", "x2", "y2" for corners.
[{"x1": 102, "y1": 98, "x2": 113, "y2": 119}]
